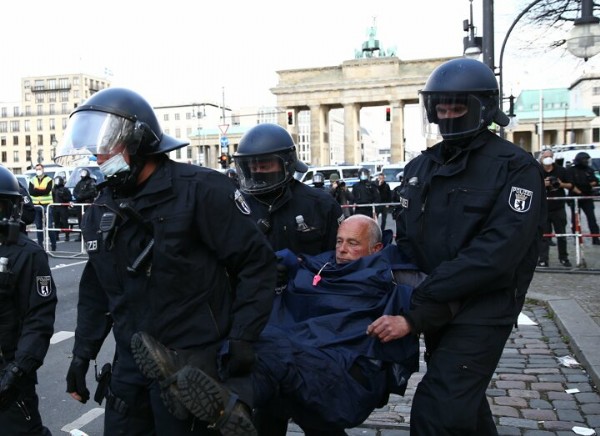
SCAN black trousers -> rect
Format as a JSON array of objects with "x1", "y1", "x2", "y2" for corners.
[
  {"x1": 539, "y1": 207, "x2": 569, "y2": 262},
  {"x1": 410, "y1": 324, "x2": 513, "y2": 436}
]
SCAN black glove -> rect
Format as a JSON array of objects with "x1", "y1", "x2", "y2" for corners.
[
  {"x1": 66, "y1": 355, "x2": 90, "y2": 403},
  {"x1": 225, "y1": 340, "x2": 255, "y2": 377},
  {"x1": 0, "y1": 362, "x2": 23, "y2": 410}
]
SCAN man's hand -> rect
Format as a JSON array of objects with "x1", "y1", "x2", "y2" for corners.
[
  {"x1": 366, "y1": 315, "x2": 412, "y2": 343},
  {"x1": 0, "y1": 362, "x2": 23, "y2": 410},
  {"x1": 66, "y1": 355, "x2": 90, "y2": 403}
]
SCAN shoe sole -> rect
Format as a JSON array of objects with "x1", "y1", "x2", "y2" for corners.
[
  {"x1": 177, "y1": 366, "x2": 256, "y2": 436},
  {"x1": 130, "y1": 332, "x2": 189, "y2": 420}
]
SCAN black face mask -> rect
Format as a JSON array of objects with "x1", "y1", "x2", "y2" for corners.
[
  {"x1": 253, "y1": 172, "x2": 282, "y2": 188},
  {"x1": 438, "y1": 113, "x2": 474, "y2": 138}
]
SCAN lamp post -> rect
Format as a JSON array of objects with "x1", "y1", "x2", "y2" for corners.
[
  {"x1": 463, "y1": 0, "x2": 483, "y2": 59},
  {"x1": 498, "y1": 0, "x2": 545, "y2": 140},
  {"x1": 567, "y1": 0, "x2": 600, "y2": 61}
]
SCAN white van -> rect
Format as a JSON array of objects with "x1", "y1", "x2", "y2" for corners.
[
  {"x1": 380, "y1": 162, "x2": 408, "y2": 191},
  {"x1": 299, "y1": 165, "x2": 363, "y2": 187},
  {"x1": 551, "y1": 145, "x2": 600, "y2": 171}
]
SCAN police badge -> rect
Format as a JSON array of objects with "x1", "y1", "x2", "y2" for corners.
[
  {"x1": 36, "y1": 276, "x2": 52, "y2": 297},
  {"x1": 508, "y1": 186, "x2": 533, "y2": 213}
]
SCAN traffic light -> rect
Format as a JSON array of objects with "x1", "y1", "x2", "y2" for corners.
[
  {"x1": 385, "y1": 107, "x2": 391, "y2": 122},
  {"x1": 219, "y1": 154, "x2": 228, "y2": 169},
  {"x1": 287, "y1": 111, "x2": 293, "y2": 125}
]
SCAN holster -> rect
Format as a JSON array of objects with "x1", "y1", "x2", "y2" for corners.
[{"x1": 94, "y1": 362, "x2": 112, "y2": 405}]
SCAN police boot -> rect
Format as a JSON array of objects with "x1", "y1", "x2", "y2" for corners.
[
  {"x1": 130, "y1": 332, "x2": 189, "y2": 420},
  {"x1": 177, "y1": 365, "x2": 256, "y2": 436}
]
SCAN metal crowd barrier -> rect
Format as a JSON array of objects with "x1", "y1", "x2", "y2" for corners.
[
  {"x1": 344, "y1": 196, "x2": 600, "y2": 270},
  {"x1": 43, "y1": 202, "x2": 91, "y2": 259}
]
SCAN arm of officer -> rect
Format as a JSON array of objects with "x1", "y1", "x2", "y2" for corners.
[{"x1": 14, "y1": 248, "x2": 58, "y2": 375}]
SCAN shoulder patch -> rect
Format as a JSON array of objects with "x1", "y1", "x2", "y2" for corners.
[
  {"x1": 234, "y1": 190, "x2": 252, "y2": 215},
  {"x1": 36, "y1": 276, "x2": 52, "y2": 297},
  {"x1": 508, "y1": 186, "x2": 533, "y2": 213}
]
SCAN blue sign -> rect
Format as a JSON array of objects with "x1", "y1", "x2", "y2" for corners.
[{"x1": 220, "y1": 136, "x2": 229, "y2": 147}]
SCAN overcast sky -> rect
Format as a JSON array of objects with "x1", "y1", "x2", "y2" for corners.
[{"x1": 2, "y1": 0, "x2": 599, "y2": 109}]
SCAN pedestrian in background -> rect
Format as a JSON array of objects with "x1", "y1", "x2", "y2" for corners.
[
  {"x1": 72, "y1": 169, "x2": 97, "y2": 241},
  {"x1": 538, "y1": 149, "x2": 573, "y2": 267},
  {"x1": 28, "y1": 164, "x2": 56, "y2": 250},
  {"x1": 352, "y1": 167, "x2": 380, "y2": 218},
  {"x1": 567, "y1": 151, "x2": 600, "y2": 245},
  {"x1": 57, "y1": 88, "x2": 276, "y2": 435},
  {"x1": 330, "y1": 175, "x2": 354, "y2": 218},
  {"x1": 0, "y1": 165, "x2": 57, "y2": 436},
  {"x1": 375, "y1": 172, "x2": 391, "y2": 230},
  {"x1": 376, "y1": 58, "x2": 545, "y2": 435},
  {"x1": 51, "y1": 176, "x2": 73, "y2": 246}
]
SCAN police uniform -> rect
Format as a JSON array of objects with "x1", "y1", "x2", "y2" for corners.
[
  {"x1": 0, "y1": 233, "x2": 57, "y2": 435},
  {"x1": 394, "y1": 129, "x2": 546, "y2": 434},
  {"x1": 245, "y1": 179, "x2": 344, "y2": 255},
  {"x1": 73, "y1": 159, "x2": 276, "y2": 434},
  {"x1": 351, "y1": 180, "x2": 380, "y2": 217}
]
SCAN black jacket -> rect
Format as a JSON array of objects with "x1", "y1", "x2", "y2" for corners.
[
  {"x1": 394, "y1": 130, "x2": 546, "y2": 326},
  {"x1": 243, "y1": 180, "x2": 344, "y2": 255},
  {"x1": 72, "y1": 159, "x2": 277, "y2": 361},
  {"x1": 73, "y1": 176, "x2": 97, "y2": 203},
  {"x1": 0, "y1": 233, "x2": 56, "y2": 376},
  {"x1": 351, "y1": 181, "x2": 381, "y2": 217}
]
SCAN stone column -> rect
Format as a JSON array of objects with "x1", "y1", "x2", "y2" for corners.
[
  {"x1": 310, "y1": 105, "x2": 330, "y2": 166},
  {"x1": 390, "y1": 100, "x2": 405, "y2": 163},
  {"x1": 343, "y1": 103, "x2": 360, "y2": 164}
]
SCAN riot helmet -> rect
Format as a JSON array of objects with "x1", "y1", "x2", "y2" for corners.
[
  {"x1": 55, "y1": 88, "x2": 188, "y2": 193},
  {"x1": 358, "y1": 167, "x2": 371, "y2": 182},
  {"x1": 234, "y1": 123, "x2": 308, "y2": 195},
  {"x1": 54, "y1": 176, "x2": 65, "y2": 187},
  {"x1": 574, "y1": 152, "x2": 591, "y2": 167},
  {"x1": 419, "y1": 58, "x2": 509, "y2": 140},
  {"x1": 0, "y1": 166, "x2": 23, "y2": 244},
  {"x1": 313, "y1": 172, "x2": 325, "y2": 188}
]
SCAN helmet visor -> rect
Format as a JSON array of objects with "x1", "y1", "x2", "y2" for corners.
[
  {"x1": 55, "y1": 111, "x2": 138, "y2": 166},
  {"x1": 420, "y1": 94, "x2": 484, "y2": 140},
  {"x1": 235, "y1": 155, "x2": 287, "y2": 194},
  {"x1": 0, "y1": 198, "x2": 17, "y2": 221}
]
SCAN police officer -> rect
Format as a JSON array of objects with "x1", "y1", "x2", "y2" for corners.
[
  {"x1": 567, "y1": 151, "x2": 600, "y2": 245},
  {"x1": 234, "y1": 123, "x2": 344, "y2": 256},
  {"x1": 0, "y1": 165, "x2": 57, "y2": 435},
  {"x1": 225, "y1": 168, "x2": 240, "y2": 188},
  {"x1": 234, "y1": 123, "x2": 344, "y2": 435},
  {"x1": 311, "y1": 171, "x2": 326, "y2": 190},
  {"x1": 72, "y1": 168, "x2": 97, "y2": 241},
  {"x1": 351, "y1": 167, "x2": 380, "y2": 217},
  {"x1": 368, "y1": 58, "x2": 545, "y2": 435},
  {"x1": 56, "y1": 88, "x2": 277, "y2": 435}
]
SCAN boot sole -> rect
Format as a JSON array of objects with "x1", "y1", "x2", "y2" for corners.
[
  {"x1": 177, "y1": 366, "x2": 256, "y2": 436},
  {"x1": 130, "y1": 332, "x2": 189, "y2": 420}
]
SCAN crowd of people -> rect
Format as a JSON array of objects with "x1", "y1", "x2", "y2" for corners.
[{"x1": 5, "y1": 56, "x2": 599, "y2": 436}]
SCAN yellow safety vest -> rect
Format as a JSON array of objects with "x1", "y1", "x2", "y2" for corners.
[{"x1": 31, "y1": 176, "x2": 53, "y2": 205}]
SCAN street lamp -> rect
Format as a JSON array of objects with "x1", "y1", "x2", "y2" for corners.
[
  {"x1": 498, "y1": 0, "x2": 545, "y2": 139},
  {"x1": 567, "y1": 0, "x2": 600, "y2": 61},
  {"x1": 463, "y1": 0, "x2": 483, "y2": 59}
]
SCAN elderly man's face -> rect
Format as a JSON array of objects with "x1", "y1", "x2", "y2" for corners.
[{"x1": 335, "y1": 218, "x2": 382, "y2": 264}]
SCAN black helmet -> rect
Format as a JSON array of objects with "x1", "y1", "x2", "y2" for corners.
[
  {"x1": 234, "y1": 123, "x2": 308, "y2": 194},
  {"x1": 55, "y1": 87, "x2": 188, "y2": 165},
  {"x1": 225, "y1": 168, "x2": 237, "y2": 178},
  {"x1": 358, "y1": 167, "x2": 371, "y2": 181},
  {"x1": 574, "y1": 151, "x2": 591, "y2": 166},
  {"x1": 53, "y1": 176, "x2": 65, "y2": 186},
  {"x1": 0, "y1": 165, "x2": 23, "y2": 222},
  {"x1": 313, "y1": 172, "x2": 325, "y2": 187},
  {"x1": 419, "y1": 58, "x2": 509, "y2": 140}
]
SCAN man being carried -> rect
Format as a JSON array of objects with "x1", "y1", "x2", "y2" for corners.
[{"x1": 132, "y1": 215, "x2": 420, "y2": 435}]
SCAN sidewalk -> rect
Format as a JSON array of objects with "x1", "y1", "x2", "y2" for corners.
[{"x1": 286, "y1": 241, "x2": 600, "y2": 435}]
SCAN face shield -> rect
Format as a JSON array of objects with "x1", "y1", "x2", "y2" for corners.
[
  {"x1": 0, "y1": 198, "x2": 19, "y2": 221},
  {"x1": 235, "y1": 154, "x2": 288, "y2": 194},
  {"x1": 54, "y1": 111, "x2": 148, "y2": 166},
  {"x1": 420, "y1": 93, "x2": 485, "y2": 140}
]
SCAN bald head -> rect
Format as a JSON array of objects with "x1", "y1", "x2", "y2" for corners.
[{"x1": 335, "y1": 215, "x2": 383, "y2": 264}]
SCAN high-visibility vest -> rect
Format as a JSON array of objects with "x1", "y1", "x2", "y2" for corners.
[{"x1": 31, "y1": 176, "x2": 53, "y2": 205}]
